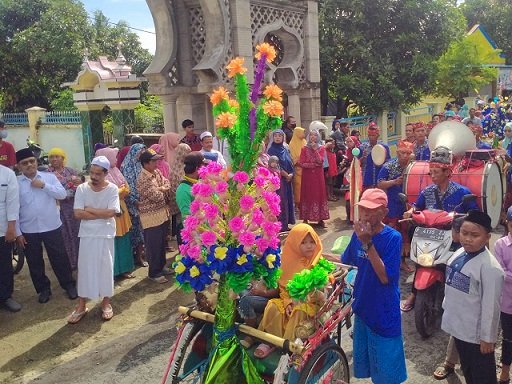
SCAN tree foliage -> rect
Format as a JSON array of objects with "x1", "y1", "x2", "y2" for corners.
[
  {"x1": 461, "y1": 0, "x2": 512, "y2": 65},
  {"x1": 0, "y1": 0, "x2": 153, "y2": 112},
  {"x1": 434, "y1": 38, "x2": 498, "y2": 99},
  {"x1": 319, "y1": 0, "x2": 466, "y2": 114}
]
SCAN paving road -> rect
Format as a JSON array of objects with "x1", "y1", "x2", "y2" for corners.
[{"x1": 0, "y1": 201, "x2": 504, "y2": 383}]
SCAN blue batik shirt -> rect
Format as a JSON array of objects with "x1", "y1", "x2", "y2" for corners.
[
  {"x1": 414, "y1": 140, "x2": 430, "y2": 161},
  {"x1": 414, "y1": 181, "x2": 479, "y2": 213},
  {"x1": 377, "y1": 158, "x2": 406, "y2": 219},
  {"x1": 359, "y1": 141, "x2": 391, "y2": 188},
  {"x1": 342, "y1": 227, "x2": 402, "y2": 337}
]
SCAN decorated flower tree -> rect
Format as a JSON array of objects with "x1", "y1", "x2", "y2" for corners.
[{"x1": 173, "y1": 43, "x2": 285, "y2": 383}]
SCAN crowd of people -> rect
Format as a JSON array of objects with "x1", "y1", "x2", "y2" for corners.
[{"x1": 2, "y1": 97, "x2": 512, "y2": 383}]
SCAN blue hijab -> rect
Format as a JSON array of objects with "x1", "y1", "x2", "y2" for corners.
[{"x1": 267, "y1": 129, "x2": 294, "y2": 173}]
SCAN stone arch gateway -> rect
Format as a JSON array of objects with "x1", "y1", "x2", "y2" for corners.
[{"x1": 144, "y1": 0, "x2": 321, "y2": 133}]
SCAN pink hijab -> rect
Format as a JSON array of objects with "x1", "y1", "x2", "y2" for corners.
[
  {"x1": 95, "y1": 147, "x2": 127, "y2": 187},
  {"x1": 150, "y1": 144, "x2": 170, "y2": 179},
  {"x1": 159, "y1": 132, "x2": 180, "y2": 168}
]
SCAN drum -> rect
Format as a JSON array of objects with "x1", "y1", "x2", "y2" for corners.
[{"x1": 403, "y1": 161, "x2": 503, "y2": 228}]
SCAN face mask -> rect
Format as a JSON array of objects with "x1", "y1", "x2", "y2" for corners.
[{"x1": 0, "y1": 130, "x2": 7, "y2": 139}]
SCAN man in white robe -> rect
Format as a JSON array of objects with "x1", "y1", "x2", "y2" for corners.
[{"x1": 67, "y1": 156, "x2": 120, "y2": 324}]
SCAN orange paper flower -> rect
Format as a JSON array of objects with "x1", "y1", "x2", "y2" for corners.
[
  {"x1": 262, "y1": 100, "x2": 283, "y2": 118},
  {"x1": 226, "y1": 57, "x2": 247, "y2": 78},
  {"x1": 215, "y1": 112, "x2": 238, "y2": 129},
  {"x1": 263, "y1": 84, "x2": 283, "y2": 102},
  {"x1": 210, "y1": 87, "x2": 229, "y2": 106},
  {"x1": 255, "y1": 43, "x2": 277, "y2": 63},
  {"x1": 228, "y1": 99, "x2": 239, "y2": 109}
]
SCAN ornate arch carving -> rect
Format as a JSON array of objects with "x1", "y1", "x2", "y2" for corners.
[{"x1": 254, "y1": 19, "x2": 304, "y2": 89}]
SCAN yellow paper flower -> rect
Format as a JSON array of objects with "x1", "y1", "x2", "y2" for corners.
[
  {"x1": 255, "y1": 43, "x2": 277, "y2": 63},
  {"x1": 226, "y1": 57, "x2": 247, "y2": 78},
  {"x1": 263, "y1": 100, "x2": 284, "y2": 118},
  {"x1": 215, "y1": 247, "x2": 228, "y2": 260},
  {"x1": 175, "y1": 261, "x2": 186, "y2": 275},
  {"x1": 237, "y1": 254, "x2": 248, "y2": 266},
  {"x1": 263, "y1": 84, "x2": 283, "y2": 102},
  {"x1": 210, "y1": 87, "x2": 229, "y2": 106},
  {"x1": 215, "y1": 112, "x2": 238, "y2": 129},
  {"x1": 265, "y1": 254, "x2": 276, "y2": 269},
  {"x1": 190, "y1": 266, "x2": 200, "y2": 278}
]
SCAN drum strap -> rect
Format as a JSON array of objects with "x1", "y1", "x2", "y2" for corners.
[{"x1": 433, "y1": 189, "x2": 444, "y2": 210}]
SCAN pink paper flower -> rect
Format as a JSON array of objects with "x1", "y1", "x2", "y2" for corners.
[
  {"x1": 233, "y1": 171, "x2": 249, "y2": 184},
  {"x1": 181, "y1": 227, "x2": 193, "y2": 242},
  {"x1": 192, "y1": 183, "x2": 214, "y2": 197},
  {"x1": 238, "y1": 231, "x2": 256, "y2": 247},
  {"x1": 179, "y1": 243, "x2": 189, "y2": 255},
  {"x1": 240, "y1": 195, "x2": 255, "y2": 210},
  {"x1": 200, "y1": 231, "x2": 217, "y2": 246},
  {"x1": 255, "y1": 237, "x2": 270, "y2": 253},
  {"x1": 184, "y1": 215, "x2": 200, "y2": 231},
  {"x1": 269, "y1": 175, "x2": 281, "y2": 188},
  {"x1": 190, "y1": 200, "x2": 201, "y2": 214},
  {"x1": 203, "y1": 203, "x2": 219, "y2": 220},
  {"x1": 257, "y1": 167, "x2": 270, "y2": 177},
  {"x1": 228, "y1": 217, "x2": 245, "y2": 232},
  {"x1": 252, "y1": 208, "x2": 265, "y2": 225},
  {"x1": 253, "y1": 176, "x2": 266, "y2": 188},
  {"x1": 188, "y1": 245, "x2": 202, "y2": 260},
  {"x1": 198, "y1": 162, "x2": 223, "y2": 178},
  {"x1": 215, "y1": 181, "x2": 228, "y2": 194}
]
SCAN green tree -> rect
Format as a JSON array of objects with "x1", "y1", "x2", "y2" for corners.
[
  {"x1": 434, "y1": 38, "x2": 498, "y2": 99},
  {"x1": 0, "y1": 0, "x2": 91, "y2": 111},
  {"x1": 461, "y1": 0, "x2": 512, "y2": 64},
  {"x1": 319, "y1": 0, "x2": 466, "y2": 115}
]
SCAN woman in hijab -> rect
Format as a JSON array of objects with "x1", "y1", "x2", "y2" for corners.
[
  {"x1": 96, "y1": 147, "x2": 135, "y2": 278},
  {"x1": 299, "y1": 129, "x2": 329, "y2": 228},
  {"x1": 48, "y1": 147, "x2": 82, "y2": 270},
  {"x1": 289, "y1": 127, "x2": 307, "y2": 208},
  {"x1": 159, "y1": 132, "x2": 180, "y2": 169},
  {"x1": 267, "y1": 129, "x2": 295, "y2": 232},
  {"x1": 254, "y1": 224, "x2": 324, "y2": 357},
  {"x1": 169, "y1": 143, "x2": 192, "y2": 240},
  {"x1": 149, "y1": 144, "x2": 170, "y2": 179},
  {"x1": 120, "y1": 143, "x2": 147, "y2": 266}
]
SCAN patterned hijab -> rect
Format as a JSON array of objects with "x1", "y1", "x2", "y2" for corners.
[
  {"x1": 120, "y1": 143, "x2": 146, "y2": 199},
  {"x1": 169, "y1": 143, "x2": 192, "y2": 191}
]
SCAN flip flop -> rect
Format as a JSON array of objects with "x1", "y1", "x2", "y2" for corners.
[
  {"x1": 101, "y1": 305, "x2": 114, "y2": 321},
  {"x1": 67, "y1": 308, "x2": 89, "y2": 324},
  {"x1": 254, "y1": 343, "x2": 275, "y2": 359},
  {"x1": 433, "y1": 363, "x2": 455, "y2": 380},
  {"x1": 400, "y1": 300, "x2": 414, "y2": 312}
]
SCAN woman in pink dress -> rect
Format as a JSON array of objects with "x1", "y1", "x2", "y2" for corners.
[{"x1": 299, "y1": 129, "x2": 329, "y2": 227}]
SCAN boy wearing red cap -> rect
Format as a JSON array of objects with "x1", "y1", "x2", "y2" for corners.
[{"x1": 340, "y1": 188, "x2": 407, "y2": 383}]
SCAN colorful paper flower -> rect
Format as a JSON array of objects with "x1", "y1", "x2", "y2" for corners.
[
  {"x1": 263, "y1": 84, "x2": 283, "y2": 102},
  {"x1": 210, "y1": 86, "x2": 229, "y2": 106},
  {"x1": 226, "y1": 57, "x2": 247, "y2": 78},
  {"x1": 262, "y1": 100, "x2": 284, "y2": 118},
  {"x1": 240, "y1": 195, "x2": 255, "y2": 211},
  {"x1": 255, "y1": 42, "x2": 277, "y2": 63},
  {"x1": 228, "y1": 217, "x2": 245, "y2": 232},
  {"x1": 215, "y1": 112, "x2": 238, "y2": 129},
  {"x1": 233, "y1": 171, "x2": 249, "y2": 184}
]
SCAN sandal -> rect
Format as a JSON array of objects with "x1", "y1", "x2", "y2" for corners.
[
  {"x1": 433, "y1": 363, "x2": 455, "y2": 380},
  {"x1": 101, "y1": 305, "x2": 114, "y2": 321},
  {"x1": 254, "y1": 343, "x2": 275, "y2": 359},
  {"x1": 400, "y1": 299, "x2": 414, "y2": 312},
  {"x1": 122, "y1": 272, "x2": 136, "y2": 279},
  {"x1": 136, "y1": 260, "x2": 149, "y2": 267},
  {"x1": 67, "y1": 308, "x2": 89, "y2": 324}
]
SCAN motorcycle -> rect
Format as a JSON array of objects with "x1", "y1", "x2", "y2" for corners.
[
  {"x1": 12, "y1": 243, "x2": 25, "y2": 274},
  {"x1": 26, "y1": 138, "x2": 49, "y2": 171},
  {"x1": 399, "y1": 193, "x2": 475, "y2": 338}
]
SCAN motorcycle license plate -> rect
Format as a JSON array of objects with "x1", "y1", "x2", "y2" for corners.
[{"x1": 414, "y1": 227, "x2": 446, "y2": 241}]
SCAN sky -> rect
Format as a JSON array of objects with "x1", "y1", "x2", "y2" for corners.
[{"x1": 82, "y1": 0, "x2": 156, "y2": 54}]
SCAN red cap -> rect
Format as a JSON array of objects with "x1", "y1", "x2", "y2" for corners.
[{"x1": 356, "y1": 188, "x2": 388, "y2": 209}]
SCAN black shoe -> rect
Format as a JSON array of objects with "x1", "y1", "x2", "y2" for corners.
[
  {"x1": 38, "y1": 290, "x2": 52, "y2": 304},
  {"x1": 3, "y1": 297, "x2": 22, "y2": 312},
  {"x1": 66, "y1": 285, "x2": 78, "y2": 300}
]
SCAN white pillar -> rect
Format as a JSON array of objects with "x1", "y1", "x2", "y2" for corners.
[{"x1": 161, "y1": 94, "x2": 179, "y2": 133}]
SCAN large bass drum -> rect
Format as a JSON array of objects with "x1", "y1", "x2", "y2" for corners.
[{"x1": 403, "y1": 161, "x2": 503, "y2": 228}]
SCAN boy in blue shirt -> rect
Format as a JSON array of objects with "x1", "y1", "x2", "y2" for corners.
[{"x1": 342, "y1": 188, "x2": 407, "y2": 384}]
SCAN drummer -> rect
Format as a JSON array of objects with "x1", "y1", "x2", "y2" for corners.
[
  {"x1": 359, "y1": 122, "x2": 390, "y2": 190},
  {"x1": 413, "y1": 122, "x2": 430, "y2": 161},
  {"x1": 400, "y1": 148, "x2": 480, "y2": 312},
  {"x1": 377, "y1": 140, "x2": 415, "y2": 272}
]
